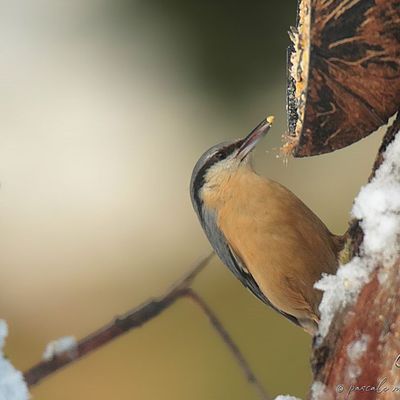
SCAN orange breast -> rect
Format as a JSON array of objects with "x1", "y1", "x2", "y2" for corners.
[{"x1": 215, "y1": 170, "x2": 338, "y2": 323}]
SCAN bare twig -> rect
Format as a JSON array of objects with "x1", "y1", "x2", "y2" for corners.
[
  {"x1": 23, "y1": 252, "x2": 269, "y2": 400},
  {"x1": 23, "y1": 252, "x2": 213, "y2": 387},
  {"x1": 184, "y1": 289, "x2": 271, "y2": 400}
]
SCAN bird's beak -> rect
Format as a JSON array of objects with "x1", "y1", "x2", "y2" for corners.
[{"x1": 236, "y1": 115, "x2": 274, "y2": 160}]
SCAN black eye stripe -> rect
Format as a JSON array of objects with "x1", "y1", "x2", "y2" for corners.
[
  {"x1": 191, "y1": 140, "x2": 243, "y2": 213},
  {"x1": 213, "y1": 143, "x2": 238, "y2": 161}
]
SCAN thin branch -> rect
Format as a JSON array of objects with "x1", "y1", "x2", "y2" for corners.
[
  {"x1": 23, "y1": 252, "x2": 214, "y2": 387},
  {"x1": 184, "y1": 289, "x2": 271, "y2": 400},
  {"x1": 23, "y1": 252, "x2": 270, "y2": 400}
]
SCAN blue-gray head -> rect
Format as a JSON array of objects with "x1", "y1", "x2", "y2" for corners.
[{"x1": 190, "y1": 116, "x2": 274, "y2": 218}]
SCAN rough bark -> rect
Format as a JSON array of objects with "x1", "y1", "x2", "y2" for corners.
[
  {"x1": 310, "y1": 114, "x2": 400, "y2": 400},
  {"x1": 286, "y1": 3, "x2": 400, "y2": 395},
  {"x1": 286, "y1": 0, "x2": 400, "y2": 157}
]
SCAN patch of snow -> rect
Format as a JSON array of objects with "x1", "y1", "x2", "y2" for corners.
[
  {"x1": 316, "y1": 131, "x2": 400, "y2": 338},
  {"x1": 353, "y1": 133, "x2": 400, "y2": 267},
  {"x1": 310, "y1": 381, "x2": 326, "y2": 400},
  {"x1": 346, "y1": 334, "x2": 370, "y2": 380},
  {"x1": 347, "y1": 334, "x2": 369, "y2": 362},
  {"x1": 0, "y1": 320, "x2": 30, "y2": 400},
  {"x1": 315, "y1": 257, "x2": 371, "y2": 338},
  {"x1": 42, "y1": 336, "x2": 77, "y2": 361}
]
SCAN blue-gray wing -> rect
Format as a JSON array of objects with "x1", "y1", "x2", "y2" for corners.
[{"x1": 201, "y1": 207, "x2": 300, "y2": 327}]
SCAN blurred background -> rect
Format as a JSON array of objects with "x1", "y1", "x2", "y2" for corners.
[{"x1": 0, "y1": 0, "x2": 385, "y2": 399}]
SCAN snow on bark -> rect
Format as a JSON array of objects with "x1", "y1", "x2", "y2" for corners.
[
  {"x1": 0, "y1": 320, "x2": 30, "y2": 400},
  {"x1": 311, "y1": 118, "x2": 400, "y2": 400}
]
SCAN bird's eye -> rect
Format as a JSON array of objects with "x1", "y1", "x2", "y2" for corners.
[
  {"x1": 216, "y1": 148, "x2": 229, "y2": 160},
  {"x1": 212, "y1": 151, "x2": 223, "y2": 162}
]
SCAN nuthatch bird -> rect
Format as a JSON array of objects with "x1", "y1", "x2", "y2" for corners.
[{"x1": 190, "y1": 117, "x2": 342, "y2": 335}]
